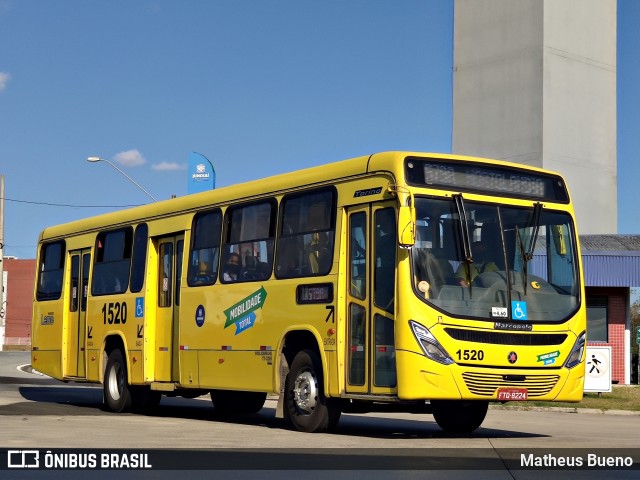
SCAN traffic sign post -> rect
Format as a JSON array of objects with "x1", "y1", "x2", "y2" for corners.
[{"x1": 584, "y1": 346, "x2": 612, "y2": 393}]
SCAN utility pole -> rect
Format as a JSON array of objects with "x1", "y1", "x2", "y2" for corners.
[{"x1": 0, "y1": 174, "x2": 5, "y2": 351}]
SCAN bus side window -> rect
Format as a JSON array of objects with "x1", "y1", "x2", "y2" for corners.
[
  {"x1": 222, "y1": 200, "x2": 276, "y2": 283},
  {"x1": 92, "y1": 229, "x2": 133, "y2": 295},
  {"x1": 130, "y1": 223, "x2": 148, "y2": 293},
  {"x1": 36, "y1": 241, "x2": 65, "y2": 301},
  {"x1": 275, "y1": 188, "x2": 336, "y2": 279},
  {"x1": 187, "y1": 210, "x2": 221, "y2": 287}
]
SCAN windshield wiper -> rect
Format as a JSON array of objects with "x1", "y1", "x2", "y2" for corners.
[
  {"x1": 453, "y1": 194, "x2": 474, "y2": 296},
  {"x1": 516, "y1": 202, "x2": 543, "y2": 296},
  {"x1": 515, "y1": 226, "x2": 529, "y2": 295},
  {"x1": 526, "y1": 202, "x2": 543, "y2": 260}
]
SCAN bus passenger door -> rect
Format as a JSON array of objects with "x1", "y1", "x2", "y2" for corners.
[
  {"x1": 155, "y1": 234, "x2": 184, "y2": 382},
  {"x1": 345, "y1": 203, "x2": 397, "y2": 395},
  {"x1": 65, "y1": 248, "x2": 91, "y2": 378}
]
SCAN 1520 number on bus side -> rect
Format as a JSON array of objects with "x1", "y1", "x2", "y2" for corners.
[{"x1": 101, "y1": 302, "x2": 127, "y2": 325}]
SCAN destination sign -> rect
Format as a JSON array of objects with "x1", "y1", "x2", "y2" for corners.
[
  {"x1": 405, "y1": 157, "x2": 569, "y2": 203},
  {"x1": 297, "y1": 283, "x2": 334, "y2": 304}
]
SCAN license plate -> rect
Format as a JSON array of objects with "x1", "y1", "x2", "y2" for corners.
[{"x1": 497, "y1": 388, "x2": 528, "y2": 401}]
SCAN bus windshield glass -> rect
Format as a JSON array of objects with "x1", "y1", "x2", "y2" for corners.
[{"x1": 411, "y1": 197, "x2": 579, "y2": 323}]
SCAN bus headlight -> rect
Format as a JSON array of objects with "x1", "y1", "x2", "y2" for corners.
[
  {"x1": 409, "y1": 320, "x2": 454, "y2": 365},
  {"x1": 564, "y1": 331, "x2": 586, "y2": 369}
]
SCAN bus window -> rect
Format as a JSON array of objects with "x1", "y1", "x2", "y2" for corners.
[
  {"x1": 92, "y1": 229, "x2": 133, "y2": 295},
  {"x1": 275, "y1": 189, "x2": 336, "y2": 278},
  {"x1": 348, "y1": 303, "x2": 366, "y2": 385},
  {"x1": 349, "y1": 212, "x2": 366, "y2": 299},
  {"x1": 130, "y1": 223, "x2": 148, "y2": 293},
  {"x1": 187, "y1": 210, "x2": 221, "y2": 287},
  {"x1": 222, "y1": 200, "x2": 276, "y2": 283},
  {"x1": 70, "y1": 255, "x2": 80, "y2": 312},
  {"x1": 81, "y1": 253, "x2": 90, "y2": 311},
  {"x1": 159, "y1": 241, "x2": 173, "y2": 307},
  {"x1": 374, "y1": 314, "x2": 396, "y2": 387},
  {"x1": 374, "y1": 208, "x2": 396, "y2": 313},
  {"x1": 36, "y1": 241, "x2": 65, "y2": 301}
]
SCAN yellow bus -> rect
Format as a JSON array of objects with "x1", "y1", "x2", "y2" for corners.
[{"x1": 31, "y1": 151, "x2": 586, "y2": 433}]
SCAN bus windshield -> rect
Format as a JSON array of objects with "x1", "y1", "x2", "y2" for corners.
[{"x1": 411, "y1": 196, "x2": 579, "y2": 323}]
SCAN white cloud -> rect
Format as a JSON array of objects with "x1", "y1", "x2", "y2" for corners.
[
  {"x1": 0, "y1": 72, "x2": 10, "y2": 91},
  {"x1": 152, "y1": 162, "x2": 186, "y2": 171},
  {"x1": 114, "y1": 149, "x2": 146, "y2": 167}
]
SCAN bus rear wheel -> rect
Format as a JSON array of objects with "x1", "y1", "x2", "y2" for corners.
[
  {"x1": 431, "y1": 400, "x2": 488, "y2": 433},
  {"x1": 284, "y1": 349, "x2": 340, "y2": 433},
  {"x1": 104, "y1": 349, "x2": 133, "y2": 413},
  {"x1": 210, "y1": 390, "x2": 267, "y2": 414}
]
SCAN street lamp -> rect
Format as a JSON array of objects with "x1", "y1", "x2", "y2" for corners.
[{"x1": 86, "y1": 156, "x2": 157, "y2": 202}]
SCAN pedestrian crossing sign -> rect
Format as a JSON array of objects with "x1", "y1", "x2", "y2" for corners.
[{"x1": 584, "y1": 346, "x2": 612, "y2": 393}]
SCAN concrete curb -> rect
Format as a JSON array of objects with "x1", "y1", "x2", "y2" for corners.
[{"x1": 489, "y1": 404, "x2": 640, "y2": 416}]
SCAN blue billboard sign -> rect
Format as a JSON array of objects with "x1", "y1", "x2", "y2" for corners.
[{"x1": 188, "y1": 152, "x2": 215, "y2": 194}]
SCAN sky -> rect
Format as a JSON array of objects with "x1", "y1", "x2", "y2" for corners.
[{"x1": 0, "y1": 0, "x2": 638, "y2": 260}]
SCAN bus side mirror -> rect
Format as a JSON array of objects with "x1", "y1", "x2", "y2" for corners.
[{"x1": 398, "y1": 204, "x2": 416, "y2": 248}]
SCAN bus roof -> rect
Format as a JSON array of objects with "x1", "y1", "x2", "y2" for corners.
[{"x1": 38, "y1": 151, "x2": 566, "y2": 242}]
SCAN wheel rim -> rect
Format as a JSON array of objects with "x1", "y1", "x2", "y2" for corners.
[
  {"x1": 108, "y1": 363, "x2": 124, "y2": 401},
  {"x1": 293, "y1": 369, "x2": 318, "y2": 414}
]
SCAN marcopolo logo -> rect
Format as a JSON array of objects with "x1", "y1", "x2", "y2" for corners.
[{"x1": 223, "y1": 287, "x2": 267, "y2": 335}]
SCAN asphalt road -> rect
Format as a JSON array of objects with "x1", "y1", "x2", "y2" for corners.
[{"x1": 1, "y1": 351, "x2": 639, "y2": 480}]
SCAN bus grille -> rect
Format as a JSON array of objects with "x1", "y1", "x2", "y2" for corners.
[
  {"x1": 444, "y1": 328, "x2": 567, "y2": 346},
  {"x1": 461, "y1": 372, "x2": 560, "y2": 397}
]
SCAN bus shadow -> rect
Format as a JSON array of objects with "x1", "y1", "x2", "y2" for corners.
[
  {"x1": 332, "y1": 413, "x2": 547, "y2": 439},
  {"x1": 13, "y1": 385, "x2": 547, "y2": 440}
]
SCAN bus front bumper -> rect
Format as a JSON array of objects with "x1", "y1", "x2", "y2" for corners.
[{"x1": 396, "y1": 349, "x2": 585, "y2": 403}]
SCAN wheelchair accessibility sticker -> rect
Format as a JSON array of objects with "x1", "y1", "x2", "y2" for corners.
[
  {"x1": 511, "y1": 301, "x2": 528, "y2": 321},
  {"x1": 135, "y1": 297, "x2": 144, "y2": 318}
]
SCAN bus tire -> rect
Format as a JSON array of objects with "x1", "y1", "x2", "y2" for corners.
[
  {"x1": 103, "y1": 349, "x2": 133, "y2": 413},
  {"x1": 431, "y1": 400, "x2": 488, "y2": 433},
  {"x1": 284, "y1": 349, "x2": 340, "y2": 433},
  {"x1": 210, "y1": 390, "x2": 267, "y2": 414}
]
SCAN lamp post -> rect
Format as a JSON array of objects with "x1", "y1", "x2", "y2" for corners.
[{"x1": 87, "y1": 156, "x2": 157, "y2": 202}]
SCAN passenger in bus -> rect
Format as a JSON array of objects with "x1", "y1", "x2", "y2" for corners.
[
  {"x1": 455, "y1": 241, "x2": 498, "y2": 287},
  {"x1": 192, "y1": 261, "x2": 214, "y2": 285},
  {"x1": 223, "y1": 252, "x2": 241, "y2": 282}
]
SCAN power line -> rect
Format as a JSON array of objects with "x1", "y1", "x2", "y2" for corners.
[{"x1": 0, "y1": 196, "x2": 142, "y2": 208}]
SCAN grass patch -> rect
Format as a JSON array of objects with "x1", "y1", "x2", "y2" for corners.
[{"x1": 524, "y1": 385, "x2": 640, "y2": 411}]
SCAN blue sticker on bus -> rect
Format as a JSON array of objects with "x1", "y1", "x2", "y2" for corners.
[
  {"x1": 135, "y1": 297, "x2": 144, "y2": 318},
  {"x1": 195, "y1": 305, "x2": 205, "y2": 327},
  {"x1": 511, "y1": 301, "x2": 528, "y2": 321},
  {"x1": 235, "y1": 312, "x2": 256, "y2": 335}
]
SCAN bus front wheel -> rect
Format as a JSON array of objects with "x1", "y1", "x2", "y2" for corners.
[
  {"x1": 284, "y1": 349, "x2": 340, "y2": 433},
  {"x1": 104, "y1": 349, "x2": 133, "y2": 413},
  {"x1": 431, "y1": 400, "x2": 488, "y2": 433}
]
